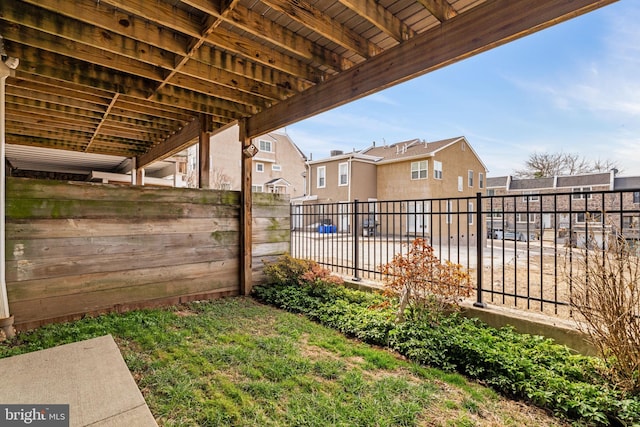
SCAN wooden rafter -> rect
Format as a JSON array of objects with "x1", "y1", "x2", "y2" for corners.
[
  {"x1": 415, "y1": 0, "x2": 458, "y2": 22},
  {"x1": 337, "y1": 0, "x2": 415, "y2": 42},
  {"x1": 85, "y1": 94, "x2": 120, "y2": 152},
  {"x1": 246, "y1": 0, "x2": 619, "y2": 138},
  {"x1": 0, "y1": 0, "x2": 618, "y2": 163},
  {"x1": 261, "y1": 0, "x2": 381, "y2": 59}
]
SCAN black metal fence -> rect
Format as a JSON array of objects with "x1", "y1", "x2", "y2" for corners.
[{"x1": 290, "y1": 189, "x2": 640, "y2": 317}]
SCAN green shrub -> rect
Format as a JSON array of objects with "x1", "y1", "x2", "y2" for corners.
[{"x1": 253, "y1": 280, "x2": 640, "y2": 426}]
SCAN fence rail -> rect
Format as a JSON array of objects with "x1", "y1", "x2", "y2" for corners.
[{"x1": 290, "y1": 189, "x2": 640, "y2": 318}]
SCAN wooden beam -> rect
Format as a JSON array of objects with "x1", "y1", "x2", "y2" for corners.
[
  {"x1": 261, "y1": 0, "x2": 380, "y2": 59},
  {"x1": 239, "y1": 119, "x2": 252, "y2": 295},
  {"x1": 137, "y1": 118, "x2": 200, "y2": 168},
  {"x1": 183, "y1": 0, "x2": 354, "y2": 73},
  {"x1": 9, "y1": 46, "x2": 255, "y2": 120},
  {"x1": 246, "y1": 0, "x2": 618, "y2": 138},
  {"x1": 415, "y1": 0, "x2": 457, "y2": 22},
  {"x1": 100, "y1": 0, "x2": 324, "y2": 84},
  {"x1": 19, "y1": 0, "x2": 303, "y2": 97},
  {"x1": 198, "y1": 115, "x2": 213, "y2": 189},
  {"x1": 338, "y1": 0, "x2": 415, "y2": 42},
  {"x1": 85, "y1": 94, "x2": 120, "y2": 152}
]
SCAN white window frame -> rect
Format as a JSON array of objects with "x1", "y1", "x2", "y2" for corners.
[
  {"x1": 258, "y1": 139, "x2": 273, "y2": 152},
  {"x1": 467, "y1": 170, "x2": 474, "y2": 187},
  {"x1": 410, "y1": 160, "x2": 428, "y2": 180},
  {"x1": 256, "y1": 162, "x2": 264, "y2": 173},
  {"x1": 446, "y1": 200, "x2": 453, "y2": 224},
  {"x1": 457, "y1": 176, "x2": 463, "y2": 192},
  {"x1": 572, "y1": 187, "x2": 593, "y2": 200},
  {"x1": 516, "y1": 213, "x2": 536, "y2": 223},
  {"x1": 468, "y1": 202, "x2": 474, "y2": 225},
  {"x1": 522, "y1": 191, "x2": 539, "y2": 202},
  {"x1": 338, "y1": 162, "x2": 348, "y2": 186},
  {"x1": 479, "y1": 173, "x2": 484, "y2": 189},
  {"x1": 272, "y1": 164, "x2": 282, "y2": 171},
  {"x1": 251, "y1": 185, "x2": 263, "y2": 193},
  {"x1": 317, "y1": 166, "x2": 326, "y2": 188},
  {"x1": 434, "y1": 161, "x2": 443, "y2": 180},
  {"x1": 489, "y1": 209, "x2": 503, "y2": 219}
]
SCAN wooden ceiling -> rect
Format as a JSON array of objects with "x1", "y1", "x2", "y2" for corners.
[{"x1": 1, "y1": 0, "x2": 617, "y2": 168}]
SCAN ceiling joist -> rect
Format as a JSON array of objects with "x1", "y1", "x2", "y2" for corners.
[{"x1": 1, "y1": 0, "x2": 617, "y2": 168}]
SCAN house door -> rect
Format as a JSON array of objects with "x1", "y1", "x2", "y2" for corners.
[
  {"x1": 542, "y1": 214, "x2": 552, "y2": 229},
  {"x1": 338, "y1": 203, "x2": 350, "y2": 232},
  {"x1": 407, "y1": 202, "x2": 429, "y2": 234}
]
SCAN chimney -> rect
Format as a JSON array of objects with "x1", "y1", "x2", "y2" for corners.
[{"x1": 330, "y1": 150, "x2": 343, "y2": 157}]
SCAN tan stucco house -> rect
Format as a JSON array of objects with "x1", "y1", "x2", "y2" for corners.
[
  {"x1": 209, "y1": 124, "x2": 307, "y2": 197},
  {"x1": 296, "y1": 137, "x2": 488, "y2": 242}
]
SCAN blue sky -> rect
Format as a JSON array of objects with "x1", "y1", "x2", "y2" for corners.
[{"x1": 285, "y1": 1, "x2": 640, "y2": 177}]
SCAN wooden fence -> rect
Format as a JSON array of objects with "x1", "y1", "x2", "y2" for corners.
[{"x1": 5, "y1": 178, "x2": 289, "y2": 329}]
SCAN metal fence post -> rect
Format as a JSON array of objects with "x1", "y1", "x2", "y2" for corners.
[
  {"x1": 352, "y1": 199, "x2": 361, "y2": 281},
  {"x1": 474, "y1": 192, "x2": 486, "y2": 308}
]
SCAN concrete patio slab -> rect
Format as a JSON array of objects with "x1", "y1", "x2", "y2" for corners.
[{"x1": 0, "y1": 335, "x2": 157, "y2": 426}]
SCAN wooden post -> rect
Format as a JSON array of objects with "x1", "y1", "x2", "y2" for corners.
[
  {"x1": 199, "y1": 114, "x2": 213, "y2": 189},
  {"x1": 239, "y1": 120, "x2": 253, "y2": 295}
]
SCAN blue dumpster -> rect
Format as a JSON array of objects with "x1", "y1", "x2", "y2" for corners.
[{"x1": 318, "y1": 225, "x2": 336, "y2": 233}]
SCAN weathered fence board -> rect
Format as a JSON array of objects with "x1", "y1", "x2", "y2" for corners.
[{"x1": 5, "y1": 178, "x2": 289, "y2": 329}]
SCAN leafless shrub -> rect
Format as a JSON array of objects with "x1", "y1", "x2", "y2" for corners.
[{"x1": 566, "y1": 232, "x2": 640, "y2": 393}]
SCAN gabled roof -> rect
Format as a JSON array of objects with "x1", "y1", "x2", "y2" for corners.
[
  {"x1": 361, "y1": 136, "x2": 488, "y2": 171},
  {"x1": 264, "y1": 178, "x2": 291, "y2": 186},
  {"x1": 255, "y1": 130, "x2": 308, "y2": 161},
  {"x1": 361, "y1": 137, "x2": 459, "y2": 162},
  {"x1": 307, "y1": 151, "x2": 382, "y2": 165}
]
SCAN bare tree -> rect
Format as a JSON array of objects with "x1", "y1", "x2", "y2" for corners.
[
  {"x1": 515, "y1": 152, "x2": 621, "y2": 178},
  {"x1": 211, "y1": 168, "x2": 232, "y2": 190}
]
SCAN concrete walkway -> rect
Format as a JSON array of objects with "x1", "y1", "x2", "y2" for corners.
[{"x1": 0, "y1": 335, "x2": 157, "y2": 426}]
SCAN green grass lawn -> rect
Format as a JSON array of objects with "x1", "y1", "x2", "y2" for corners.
[{"x1": 0, "y1": 298, "x2": 568, "y2": 426}]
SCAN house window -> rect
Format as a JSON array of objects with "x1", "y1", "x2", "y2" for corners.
[
  {"x1": 272, "y1": 164, "x2": 282, "y2": 171},
  {"x1": 258, "y1": 139, "x2": 273, "y2": 152},
  {"x1": 575, "y1": 212, "x2": 585, "y2": 223},
  {"x1": 516, "y1": 213, "x2": 536, "y2": 223},
  {"x1": 256, "y1": 162, "x2": 264, "y2": 173},
  {"x1": 338, "y1": 162, "x2": 348, "y2": 186},
  {"x1": 634, "y1": 192, "x2": 640, "y2": 204},
  {"x1": 411, "y1": 160, "x2": 428, "y2": 180},
  {"x1": 489, "y1": 209, "x2": 503, "y2": 219},
  {"x1": 487, "y1": 189, "x2": 495, "y2": 196},
  {"x1": 434, "y1": 161, "x2": 443, "y2": 179},
  {"x1": 522, "y1": 191, "x2": 539, "y2": 202},
  {"x1": 446, "y1": 200, "x2": 453, "y2": 224},
  {"x1": 572, "y1": 187, "x2": 592, "y2": 200},
  {"x1": 468, "y1": 202, "x2": 474, "y2": 225},
  {"x1": 468, "y1": 170, "x2": 474, "y2": 187},
  {"x1": 623, "y1": 216, "x2": 639, "y2": 228},
  {"x1": 317, "y1": 166, "x2": 326, "y2": 188},
  {"x1": 457, "y1": 176, "x2": 463, "y2": 192},
  {"x1": 479, "y1": 173, "x2": 484, "y2": 189},
  {"x1": 252, "y1": 185, "x2": 263, "y2": 193}
]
